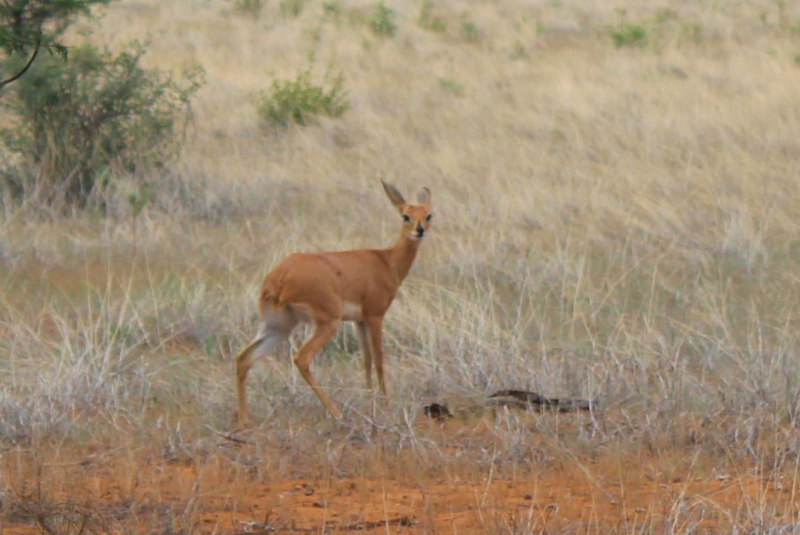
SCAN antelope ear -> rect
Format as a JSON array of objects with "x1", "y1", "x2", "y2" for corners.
[
  {"x1": 381, "y1": 180, "x2": 406, "y2": 212},
  {"x1": 416, "y1": 187, "x2": 431, "y2": 206}
]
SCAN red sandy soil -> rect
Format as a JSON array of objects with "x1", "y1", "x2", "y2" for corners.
[
  {"x1": 193, "y1": 472, "x2": 797, "y2": 534},
  {"x1": 2, "y1": 440, "x2": 797, "y2": 534}
]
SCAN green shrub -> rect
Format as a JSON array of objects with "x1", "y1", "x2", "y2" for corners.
[
  {"x1": 230, "y1": 0, "x2": 264, "y2": 18},
  {"x1": 610, "y1": 23, "x2": 647, "y2": 47},
  {"x1": 370, "y1": 2, "x2": 397, "y2": 37},
  {"x1": 323, "y1": 1, "x2": 343, "y2": 20},
  {"x1": 653, "y1": 8, "x2": 678, "y2": 24},
  {"x1": 0, "y1": 0, "x2": 112, "y2": 91},
  {"x1": 511, "y1": 41, "x2": 529, "y2": 59},
  {"x1": 439, "y1": 78, "x2": 464, "y2": 97},
  {"x1": 418, "y1": 0, "x2": 446, "y2": 33},
  {"x1": 1, "y1": 43, "x2": 203, "y2": 206},
  {"x1": 679, "y1": 23, "x2": 703, "y2": 45},
  {"x1": 257, "y1": 70, "x2": 348, "y2": 127},
  {"x1": 461, "y1": 17, "x2": 481, "y2": 43},
  {"x1": 280, "y1": 0, "x2": 308, "y2": 18}
]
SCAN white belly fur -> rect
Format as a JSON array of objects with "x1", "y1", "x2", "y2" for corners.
[{"x1": 342, "y1": 302, "x2": 363, "y2": 321}]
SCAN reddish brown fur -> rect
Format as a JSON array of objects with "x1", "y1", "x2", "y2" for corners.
[{"x1": 235, "y1": 181, "x2": 433, "y2": 424}]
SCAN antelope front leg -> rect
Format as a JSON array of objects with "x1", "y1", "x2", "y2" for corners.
[
  {"x1": 365, "y1": 318, "x2": 388, "y2": 401},
  {"x1": 356, "y1": 321, "x2": 373, "y2": 391}
]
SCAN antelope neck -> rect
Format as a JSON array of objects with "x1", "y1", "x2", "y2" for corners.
[{"x1": 387, "y1": 231, "x2": 421, "y2": 283}]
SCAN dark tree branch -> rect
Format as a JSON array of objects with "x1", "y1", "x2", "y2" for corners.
[{"x1": 0, "y1": 38, "x2": 39, "y2": 90}]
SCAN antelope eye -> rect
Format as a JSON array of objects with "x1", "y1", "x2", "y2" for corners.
[
  {"x1": 425, "y1": 214, "x2": 433, "y2": 222},
  {"x1": 402, "y1": 214, "x2": 411, "y2": 223}
]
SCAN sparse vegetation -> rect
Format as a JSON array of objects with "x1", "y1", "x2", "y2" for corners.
[
  {"x1": 439, "y1": 77, "x2": 464, "y2": 96},
  {"x1": 230, "y1": 0, "x2": 264, "y2": 18},
  {"x1": 1, "y1": 0, "x2": 799, "y2": 533},
  {"x1": 322, "y1": 0, "x2": 343, "y2": 20},
  {"x1": 679, "y1": 22, "x2": 704, "y2": 45},
  {"x1": 0, "y1": 43, "x2": 203, "y2": 206},
  {"x1": 369, "y1": 2, "x2": 397, "y2": 37},
  {"x1": 511, "y1": 40, "x2": 529, "y2": 59},
  {"x1": 610, "y1": 22, "x2": 647, "y2": 47},
  {"x1": 418, "y1": 0, "x2": 446, "y2": 33},
  {"x1": 256, "y1": 69, "x2": 348, "y2": 127},
  {"x1": 653, "y1": 8, "x2": 678, "y2": 24},
  {"x1": 460, "y1": 15, "x2": 481, "y2": 43},
  {"x1": 280, "y1": 0, "x2": 308, "y2": 18}
]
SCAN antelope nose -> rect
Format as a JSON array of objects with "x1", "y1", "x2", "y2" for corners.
[{"x1": 416, "y1": 224, "x2": 425, "y2": 236}]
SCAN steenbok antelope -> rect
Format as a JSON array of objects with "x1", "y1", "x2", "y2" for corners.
[{"x1": 235, "y1": 181, "x2": 433, "y2": 424}]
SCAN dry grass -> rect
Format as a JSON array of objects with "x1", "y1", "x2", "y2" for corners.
[{"x1": 1, "y1": 0, "x2": 799, "y2": 532}]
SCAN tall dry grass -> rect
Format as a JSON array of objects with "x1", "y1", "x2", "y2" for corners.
[{"x1": 1, "y1": 0, "x2": 799, "y2": 531}]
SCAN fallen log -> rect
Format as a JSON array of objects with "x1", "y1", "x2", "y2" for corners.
[{"x1": 486, "y1": 390, "x2": 594, "y2": 412}]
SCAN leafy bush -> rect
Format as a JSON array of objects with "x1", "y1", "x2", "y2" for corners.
[
  {"x1": 1, "y1": 43, "x2": 203, "y2": 206},
  {"x1": 0, "y1": 0, "x2": 112, "y2": 90},
  {"x1": 610, "y1": 23, "x2": 647, "y2": 47},
  {"x1": 370, "y1": 2, "x2": 397, "y2": 37},
  {"x1": 257, "y1": 69, "x2": 348, "y2": 127}
]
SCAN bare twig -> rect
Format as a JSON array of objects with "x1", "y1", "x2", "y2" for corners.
[{"x1": 0, "y1": 39, "x2": 40, "y2": 91}]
